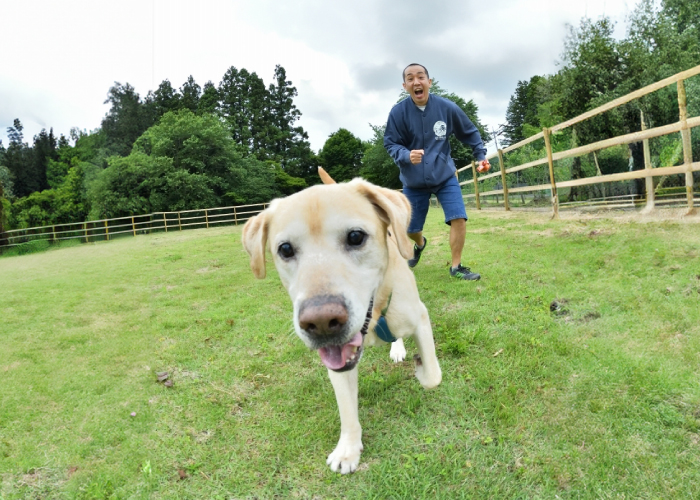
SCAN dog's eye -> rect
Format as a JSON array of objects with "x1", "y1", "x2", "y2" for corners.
[
  {"x1": 346, "y1": 230, "x2": 367, "y2": 248},
  {"x1": 278, "y1": 242, "x2": 295, "y2": 259}
]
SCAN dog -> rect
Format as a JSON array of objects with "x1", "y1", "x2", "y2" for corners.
[{"x1": 242, "y1": 168, "x2": 441, "y2": 474}]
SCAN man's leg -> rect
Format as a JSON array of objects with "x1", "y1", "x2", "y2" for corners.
[
  {"x1": 435, "y1": 176, "x2": 481, "y2": 280},
  {"x1": 402, "y1": 186, "x2": 430, "y2": 268},
  {"x1": 408, "y1": 231, "x2": 424, "y2": 247},
  {"x1": 449, "y1": 218, "x2": 466, "y2": 269}
]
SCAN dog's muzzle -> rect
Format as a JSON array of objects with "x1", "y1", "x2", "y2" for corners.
[{"x1": 298, "y1": 296, "x2": 374, "y2": 372}]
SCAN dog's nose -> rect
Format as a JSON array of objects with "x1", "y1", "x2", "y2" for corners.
[{"x1": 298, "y1": 295, "x2": 349, "y2": 336}]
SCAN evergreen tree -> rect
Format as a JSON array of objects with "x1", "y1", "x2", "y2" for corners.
[
  {"x1": 219, "y1": 66, "x2": 254, "y2": 148},
  {"x1": 152, "y1": 79, "x2": 182, "y2": 118},
  {"x1": 4, "y1": 120, "x2": 35, "y2": 198},
  {"x1": 247, "y1": 71, "x2": 273, "y2": 158},
  {"x1": 318, "y1": 128, "x2": 364, "y2": 182},
  {"x1": 101, "y1": 82, "x2": 156, "y2": 157},
  {"x1": 31, "y1": 128, "x2": 57, "y2": 192},
  {"x1": 199, "y1": 81, "x2": 220, "y2": 115},
  {"x1": 503, "y1": 76, "x2": 545, "y2": 146},
  {"x1": 180, "y1": 75, "x2": 201, "y2": 113}
]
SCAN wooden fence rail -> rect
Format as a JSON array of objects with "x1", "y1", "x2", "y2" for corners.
[
  {"x1": 0, "y1": 203, "x2": 268, "y2": 250},
  {"x1": 457, "y1": 64, "x2": 700, "y2": 217}
]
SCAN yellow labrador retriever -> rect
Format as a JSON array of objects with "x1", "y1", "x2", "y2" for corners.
[{"x1": 242, "y1": 169, "x2": 441, "y2": 474}]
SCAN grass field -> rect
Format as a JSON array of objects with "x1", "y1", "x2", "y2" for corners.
[{"x1": 1, "y1": 208, "x2": 700, "y2": 499}]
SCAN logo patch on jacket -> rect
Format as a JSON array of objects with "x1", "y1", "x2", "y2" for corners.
[{"x1": 433, "y1": 121, "x2": 447, "y2": 140}]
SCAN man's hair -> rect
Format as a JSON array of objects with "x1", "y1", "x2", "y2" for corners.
[{"x1": 403, "y1": 63, "x2": 429, "y2": 81}]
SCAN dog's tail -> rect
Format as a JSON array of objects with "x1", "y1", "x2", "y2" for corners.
[{"x1": 318, "y1": 167, "x2": 336, "y2": 185}]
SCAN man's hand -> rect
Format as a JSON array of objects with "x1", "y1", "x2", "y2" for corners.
[
  {"x1": 409, "y1": 149, "x2": 424, "y2": 164},
  {"x1": 476, "y1": 159, "x2": 491, "y2": 173}
]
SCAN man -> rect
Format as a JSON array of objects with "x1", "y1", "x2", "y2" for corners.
[{"x1": 384, "y1": 63, "x2": 490, "y2": 281}]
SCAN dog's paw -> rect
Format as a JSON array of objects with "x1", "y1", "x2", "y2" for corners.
[
  {"x1": 414, "y1": 354, "x2": 442, "y2": 389},
  {"x1": 389, "y1": 338, "x2": 406, "y2": 362},
  {"x1": 327, "y1": 438, "x2": 363, "y2": 474}
]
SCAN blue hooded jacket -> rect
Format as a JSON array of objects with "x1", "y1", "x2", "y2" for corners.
[{"x1": 384, "y1": 94, "x2": 487, "y2": 189}]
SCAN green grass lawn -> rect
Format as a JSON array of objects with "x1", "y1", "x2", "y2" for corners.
[{"x1": 1, "y1": 208, "x2": 700, "y2": 499}]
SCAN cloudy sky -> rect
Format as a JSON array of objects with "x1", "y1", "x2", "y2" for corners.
[{"x1": 1, "y1": 0, "x2": 640, "y2": 153}]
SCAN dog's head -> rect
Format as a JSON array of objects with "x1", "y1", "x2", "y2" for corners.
[{"x1": 242, "y1": 178, "x2": 413, "y2": 371}]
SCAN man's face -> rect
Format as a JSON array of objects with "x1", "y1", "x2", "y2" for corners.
[{"x1": 402, "y1": 65, "x2": 432, "y2": 106}]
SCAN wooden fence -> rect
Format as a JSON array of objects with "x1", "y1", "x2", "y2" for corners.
[
  {"x1": 0, "y1": 203, "x2": 267, "y2": 250},
  {"x1": 457, "y1": 64, "x2": 700, "y2": 217}
]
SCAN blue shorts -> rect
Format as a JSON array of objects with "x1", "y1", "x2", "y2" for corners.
[{"x1": 403, "y1": 175, "x2": 467, "y2": 234}]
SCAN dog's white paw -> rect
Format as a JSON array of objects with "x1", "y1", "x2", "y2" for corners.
[
  {"x1": 389, "y1": 338, "x2": 406, "y2": 362},
  {"x1": 326, "y1": 437, "x2": 363, "y2": 474},
  {"x1": 414, "y1": 354, "x2": 442, "y2": 389}
]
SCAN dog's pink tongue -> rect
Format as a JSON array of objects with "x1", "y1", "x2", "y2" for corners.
[{"x1": 318, "y1": 333, "x2": 363, "y2": 370}]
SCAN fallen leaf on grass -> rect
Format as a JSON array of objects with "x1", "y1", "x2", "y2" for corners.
[
  {"x1": 68, "y1": 466, "x2": 78, "y2": 477},
  {"x1": 178, "y1": 469, "x2": 187, "y2": 480},
  {"x1": 493, "y1": 349, "x2": 504, "y2": 357}
]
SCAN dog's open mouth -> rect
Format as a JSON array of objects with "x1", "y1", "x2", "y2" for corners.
[
  {"x1": 318, "y1": 332, "x2": 363, "y2": 371},
  {"x1": 317, "y1": 298, "x2": 373, "y2": 372}
]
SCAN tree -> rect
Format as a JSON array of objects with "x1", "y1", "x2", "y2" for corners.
[
  {"x1": 503, "y1": 76, "x2": 545, "y2": 146},
  {"x1": 3, "y1": 119, "x2": 35, "y2": 198},
  {"x1": 318, "y1": 128, "x2": 364, "y2": 182},
  {"x1": 89, "y1": 109, "x2": 293, "y2": 218},
  {"x1": 101, "y1": 82, "x2": 156, "y2": 157},
  {"x1": 199, "y1": 81, "x2": 219, "y2": 115},
  {"x1": 179, "y1": 75, "x2": 201, "y2": 113},
  {"x1": 31, "y1": 128, "x2": 57, "y2": 193},
  {"x1": 219, "y1": 66, "x2": 255, "y2": 148},
  {"x1": 359, "y1": 125, "x2": 401, "y2": 189},
  {"x1": 151, "y1": 79, "x2": 182, "y2": 118},
  {"x1": 0, "y1": 142, "x2": 9, "y2": 241}
]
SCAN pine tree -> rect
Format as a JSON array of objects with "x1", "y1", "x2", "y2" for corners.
[
  {"x1": 199, "y1": 81, "x2": 219, "y2": 115},
  {"x1": 31, "y1": 128, "x2": 58, "y2": 192},
  {"x1": 4, "y1": 119, "x2": 35, "y2": 198},
  {"x1": 180, "y1": 75, "x2": 201, "y2": 113},
  {"x1": 219, "y1": 66, "x2": 254, "y2": 148},
  {"x1": 102, "y1": 83, "x2": 156, "y2": 156}
]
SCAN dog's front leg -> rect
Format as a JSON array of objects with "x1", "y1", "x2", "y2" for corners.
[
  {"x1": 326, "y1": 367, "x2": 363, "y2": 474},
  {"x1": 413, "y1": 304, "x2": 442, "y2": 389}
]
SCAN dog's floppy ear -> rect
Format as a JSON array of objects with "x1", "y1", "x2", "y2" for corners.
[
  {"x1": 242, "y1": 211, "x2": 270, "y2": 279},
  {"x1": 318, "y1": 167, "x2": 336, "y2": 185},
  {"x1": 351, "y1": 180, "x2": 414, "y2": 260}
]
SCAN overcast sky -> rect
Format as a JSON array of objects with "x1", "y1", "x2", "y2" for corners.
[{"x1": 1, "y1": 0, "x2": 641, "y2": 153}]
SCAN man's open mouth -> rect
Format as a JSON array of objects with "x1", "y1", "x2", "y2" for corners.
[
  {"x1": 317, "y1": 299, "x2": 373, "y2": 372},
  {"x1": 414, "y1": 88, "x2": 424, "y2": 97}
]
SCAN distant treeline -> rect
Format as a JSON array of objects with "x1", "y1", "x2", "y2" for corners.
[
  {"x1": 2, "y1": 0, "x2": 699, "y2": 234},
  {"x1": 501, "y1": 0, "x2": 700, "y2": 201},
  {"x1": 0, "y1": 63, "x2": 490, "y2": 234}
]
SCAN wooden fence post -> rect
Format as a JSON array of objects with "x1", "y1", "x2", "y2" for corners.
[
  {"x1": 641, "y1": 110, "x2": 655, "y2": 212},
  {"x1": 104, "y1": 220, "x2": 109, "y2": 241},
  {"x1": 163, "y1": 213, "x2": 168, "y2": 232},
  {"x1": 234, "y1": 206, "x2": 238, "y2": 225},
  {"x1": 677, "y1": 79, "x2": 697, "y2": 215},
  {"x1": 177, "y1": 211, "x2": 182, "y2": 231},
  {"x1": 543, "y1": 127, "x2": 560, "y2": 219},
  {"x1": 84, "y1": 222, "x2": 88, "y2": 243},
  {"x1": 205, "y1": 209, "x2": 209, "y2": 229},
  {"x1": 132, "y1": 216, "x2": 136, "y2": 237},
  {"x1": 497, "y1": 149, "x2": 510, "y2": 211},
  {"x1": 471, "y1": 161, "x2": 481, "y2": 210},
  {"x1": 52, "y1": 226, "x2": 57, "y2": 242}
]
